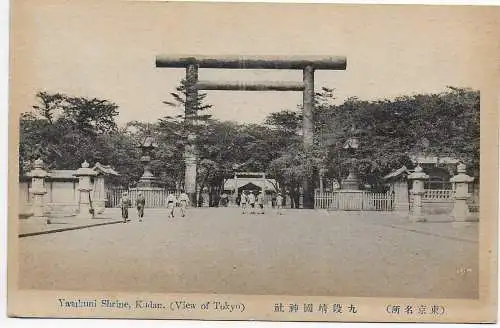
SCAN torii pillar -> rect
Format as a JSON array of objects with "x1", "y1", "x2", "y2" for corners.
[
  {"x1": 156, "y1": 55, "x2": 347, "y2": 209},
  {"x1": 302, "y1": 65, "x2": 315, "y2": 208},
  {"x1": 184, "y1": 62, "x2": 199, "y2": 206}
]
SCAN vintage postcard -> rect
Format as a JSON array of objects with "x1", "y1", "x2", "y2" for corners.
[{"x1": 7, "y1": 0, "x2": 499, "y2": 323}]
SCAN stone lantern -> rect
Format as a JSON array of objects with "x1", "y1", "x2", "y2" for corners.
[
  {"x1": 138, "y1": 134, "x2": 158, "y2": 188},
  {"x1": 75, "y1": 160, "x2": 97, "y2": 219},
  {"x1": 450, "y1": 163, "x2": 474, "y2": 224},
  {"x1": 408, "y1": 164, "x2": 429, "y2": 222},
  {"x1": 342, "y1": 134, "x2": 360, "y2": 190},
  {"x1": 28, "y1": 158, "x2": 49, "y2": 220}
]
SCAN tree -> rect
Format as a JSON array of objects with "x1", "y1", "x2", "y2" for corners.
[
  {"x1": 99, "y1": 126, "x2": 142, "y2": 187},
  {"x1": 19, "y1": 92, "x2": 121, "y2": 174},
  {"x1": 264, "y1": 110, "x2": 302, "y2": 134},
  {"x1": 161, "y1": 79, "x2": 213, "y2": 134},
  {"x1": 268, "y1": 144, "x2": 326, "y2": 208},
  {"x1": 160, "y1": 80, "x2": 220, "y2": 204},
  {"x1": 61, "y1": 96, "x2": 119, "y2": 134},
  {"x1": 314, "y1": 87, "x2": 480, "y2": 189},
  {"x1": 31, "y1": 91, "x2": 65, "y2": 124}
]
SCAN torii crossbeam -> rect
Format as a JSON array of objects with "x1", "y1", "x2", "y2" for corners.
[{"x1": 155, "y1": 55, "x2": 347, "y2": 208}]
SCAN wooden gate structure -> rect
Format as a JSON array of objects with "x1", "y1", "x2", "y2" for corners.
[{"x1": 155, "y1": 55, "x2": 347, "y2": 209}]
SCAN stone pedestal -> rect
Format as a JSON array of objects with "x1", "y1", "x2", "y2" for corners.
[
  {"x1": 408, "y1": 165, "x2": 428, "y2": 222},
  {"x1": 138, "y1": 155, "x2": 158, "y2": 187},
  {"x1": 92, "y1": 176, "x2": 106, "y2": 214},
  {"x1": 450, "y1": 163, "x2": 475, "y2": 226},
  {"x1": 28, "y1": 158, "x2": 49, "y2": 221},
  {"x1": 342, "y1": 168, "x2": 360, "y2": 190},
  {"x1": 393, "y1": 180, "x2": 410, "y2": 213},
  {"x1": 75, "y1": 161, "x2": 97, "y2": 219}
]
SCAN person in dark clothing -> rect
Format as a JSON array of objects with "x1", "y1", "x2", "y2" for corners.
[
  {"x1": 119, "y1": 192, "x2": 132, "y2": 223},
  {"x1": 136, "y1": 192, "x2": 146, "y2": 222}
]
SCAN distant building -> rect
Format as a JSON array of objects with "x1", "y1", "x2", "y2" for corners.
[
  {"x1": 408, "y1": 155, "x2": 461, "y2": 189},
  {"x1": 383, "y1": 154, "x2": 478, "y2": 190},
  {"x1": 223, "y1": 178, "x2": 278, "y2": 194}
]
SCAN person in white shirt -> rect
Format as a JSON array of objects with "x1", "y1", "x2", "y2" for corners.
[
  {"x1": 240, "y1": 191, "x2": 248, "y2": 214},
  {"x1": 276, "y1": 192, "x2": 284, "y2": 215},
  {"x1": 247, "y1": 191, "x2": 256, "y2": 214},
  {"x1": 166, "y1": 192, "x2": 177, "y2": 218},
  {"x1": 177, "y1": 190, "x2": 190, "y2": 217}
]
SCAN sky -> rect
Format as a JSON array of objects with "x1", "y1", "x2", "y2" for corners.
[{"x1": 10, "y1": 1, "x2": 499, "y2": 126}]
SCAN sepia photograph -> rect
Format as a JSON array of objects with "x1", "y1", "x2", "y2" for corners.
[{"x1": 7, "y1": 0, "x2": 499, "y2": 323}]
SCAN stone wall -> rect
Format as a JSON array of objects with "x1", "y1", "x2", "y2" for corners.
[
  {"x1": 19, "y1": 180, "x2": 80, "y2": 218},
  {"x1": 422, "y1": 199, "x2": 454, "y2": 215}
]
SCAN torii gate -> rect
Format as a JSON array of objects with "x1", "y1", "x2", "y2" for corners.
[{"x1": 155, "y1": 55, "x2": 347, "y2": 209}]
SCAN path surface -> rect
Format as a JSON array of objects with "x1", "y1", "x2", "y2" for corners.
[{"x1": 18, "y1": 208, "x2": 479, "y2": 299}]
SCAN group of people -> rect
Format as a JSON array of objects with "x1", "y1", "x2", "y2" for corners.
[
  {"x1": 238, "y1": 190, "x2": 284, "y2": 215},
  {"x1": 118, "y1": 189, "x2": 285, "y2": 221},
  {"x1": 118, "y1": 190, "x2": 190, "y2": 223}
]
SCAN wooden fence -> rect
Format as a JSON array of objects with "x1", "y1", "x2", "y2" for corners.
[
  {"x1": 106, "y1": 188, "x2": 180, "y2": 208},
  {"x1": 107, "y1": 187, "x2": 306, "y2": 209},
  {"x1": 314, "y1": 190, "x2": 394, "y2": 211}
]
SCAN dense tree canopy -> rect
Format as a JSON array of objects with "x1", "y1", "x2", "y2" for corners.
[
  {"x1": 20, "y1": 92, "x2": 120, "y2": 175},
  {"x1": 315, "y1": 87, "x2": 479, "y2": 189},
  {"x1": 19, "y1": 86, "x2": 479, "y2": 200}
]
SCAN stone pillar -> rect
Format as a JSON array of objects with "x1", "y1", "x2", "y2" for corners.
[
  {"x1": 302, "y1": 65, "x2": 315, "y2": 209},
  {"x1": 75, "y1": 161, "x2": 97, "y2": 219},
  {"x1": 233, "y1": 174, "x2": 238, "y2": 206},
  {"x1": 93, "y1": 175, "x2": 106, "y2": 214},
  {"x1": 408, "y1": 165, "x2": 428, "y2": 222},
  {"x1": 185, "y1": 63, "x2": 199, "y2": 119},
  {"x1": 394, "y1": 180, "x2": 410, "y2": 213},
  {"x1": 319, "y1": 168, "x2": 325, "y2": 193},
  {"x1": 28, "y1": 158, "x2": 48, "y2": 220},
  {"x1": 184, "y1": 133, "x2": 198, "y2": 207},
  {"x1": 262, "y1": 173, "x2": 267, "y2": 206},
  {"x1": 184, "y1": 63, "x2": 199, "y2": 207},
  {"x1": 196, "y1": 184, "x2": 202, "y2": 208},
  {"x1": 450, "y1": 163, "x2": 474, "y2": 224}
]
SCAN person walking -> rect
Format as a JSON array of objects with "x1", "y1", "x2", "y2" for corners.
[
  {"x1": 271, "y1": 192, "x2": 277, "y2": 209},
  {"x1": 240, "y1": 191, "x2": 248, "y2": 214},
  {"x1": 247, "y1": 191, "x2": 256, "y2": 214},
  {"x1": 166, "y1": 191, "x2": 177, "y2": 218},
  {"x1": 220, "y1": 192, "x2": 229, "y2": 207},
  {"x1": 256, "y1": 190, "x2": 265, "y2": 214},
  {"x1": 119, "y1": 191, "x2": 131, "y2": 223},
  {"x1": 276, "y1": 192, "x2": 284, "y2": 215},
  {"x1": 136, "y1": 192, "x2": 146, "y2": 222},
  {"x1": 178, "y1": 190, "x2": 190, "y2": 217}
]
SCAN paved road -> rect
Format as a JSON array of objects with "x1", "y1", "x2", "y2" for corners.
[{"x1": 18, "y1": 208, "x2": 478, "y2": 299}]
